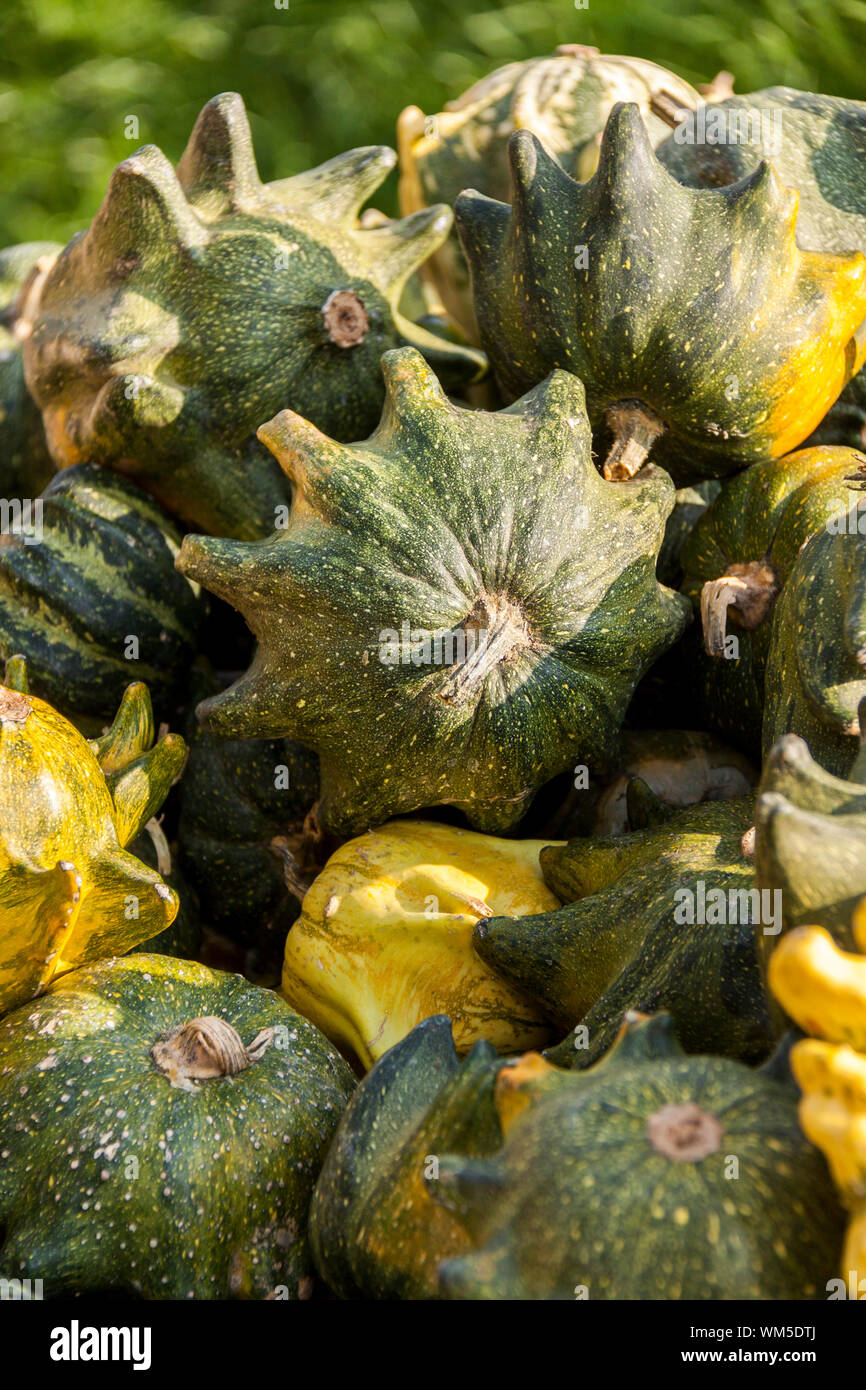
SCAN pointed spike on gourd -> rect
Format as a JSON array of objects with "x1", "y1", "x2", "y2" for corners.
[
  {"x1": 3, "y1": 654, "x2": 29, "y2": 694},
  {"x1": 724, "y1": 159, "x2": 800, "y2": 240},
  {"x1": 273, "y1": 146, "x2": 397, "y2": 225},
  {"x1": 363, "y1": 204, "x2": 454, "y2": 295},
  {"x1": 108, "y1": 732, "x2": 188, "y2": 847},
  {"x1": 427, "y1": 1156, "x2": 506, "y2": 1232},
  {"x1": 593, "y1": 101, "x2": 658, "y2": 200},
  {"x1": 175, "y1": 92, "x2": 263, "y2": 213},
  {"x1": 507, "y1": 128, "x2": 579, "y2": 232},
  {"x1": 176, "y1": 534, "x2": 256, "y2": 608},
  {"x1": 597, "y1": 1010, "x2": 684, "y2": 1067},
  {"x1": 194, "y1": 664, "x2": 294, "y2": 740},
  {"x1": 494, "y1": 1050, "x2": 558, "y2": 1130},
  {"x1": 453, "y1": 187, "x2": 512, "y2": 272},
  {"x1": 257, "y1": 409, "x2": 348, "y2": 493},
  {"x1": 85, "y1": 146, "x2": 207, "y2": 263},
  {"x1": 92, "y1": 682, "x2": 155, "y2": 774},
  {"x1": 510, "y1": 367, "x2": 589, "y2": 435},
  {"x1": 379, "y1": 345, "x2": 450, "y2": 428}
]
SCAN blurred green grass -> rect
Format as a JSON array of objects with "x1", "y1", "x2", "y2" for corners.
[{"x1": 1, "y1": 0, "x2": 864, "y2": 246}]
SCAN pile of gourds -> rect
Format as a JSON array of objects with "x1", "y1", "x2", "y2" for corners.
[{"x1": 1, "y1": 43, "x2": 866, "y2": 1301}]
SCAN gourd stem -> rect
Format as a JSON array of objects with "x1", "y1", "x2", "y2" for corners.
[
  {"x1": 322, "y1": 289, "x2": 369, "y2": 348},
  {"x1": 555, "y1": 44, "x2": 600, "y2": 59},
  {"x1": 700, "y1": 561, "x2": 779, "y2": 658},
  {"x1": 646, "y1": 1101, "x2": 724, "y2": 1160},
  {"x1": 603, "y1": 402, "x2": 666, "y2": 480},
  {"x1": 649, "y1": 89, "x2": 695, "y2": 127},
  {"x1": 699, "y1": 71, "x2": 736, "y2": 103},
  {"x1": 151, "y1": 1016, "x2": 274, "y2": 1090}
]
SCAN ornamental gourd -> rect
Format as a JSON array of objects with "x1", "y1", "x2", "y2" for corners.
[
  {"x1": 679, "y1": 446, "x2": 866, "y2": 771},
  {"x1": 178, "y1": 712, "x2": 319, "y2": 968},
  {"x1": 657, "y1": 88, "x2": 866, "y2": 258},
  {"x1": 311, "y1": 1011, "x2": 844, "y2": 1300},
  {"x1": 769, "y1": 899, "x2": 866, "y2": 1291},
  {"x1": 281, "y1": 820, "x2": 560, "y2": 1069},
  {"x1": 178, "y1": 347, "x2": 689, "y2": 837},
  {"x1": 432, "y1": 1012, "x2": 845, "y2": 1300},
  {"x1": 754, "y1": 713, "x2": 866, "y2": 958},
  {"x1": 23, "y1": 93, "x2": 485, "y2": 541},
  {"x1": 473, "y1": 797, "x2": 773, "y2": 1067},
  {"x1": 454, "y1": 103, "x2": 866, "y2": 483},
  {"x1": 0, "y1": 242, "x2": 60, "y2": 499},
  {"x1": 0, "y1": 953, "x2": 355, "y2": 1298},
  {"x1": 0, "y1": 464, "x2": 205, "y2": 728},
  {"x1": 0, "y1": 660, "x2": 185, "y2": 1015},
  {"x1": 397, "y1": 45, "x2": 700, "y2": 339}
]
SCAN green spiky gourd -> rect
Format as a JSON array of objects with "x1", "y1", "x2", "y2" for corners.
[
  {"x1": 432, "y1": 1014, "x2": 845, "y2": 1300},
  {"x1": 0, "y1": 464, "x2": 205, "y2": 728},
  {"x1": 397, "y1": 46, "x2": 700, "y2": 340},
  {"x1": 0, "y1": 242, "x2": 61, "y2": 499},
  {"x1": 311, "y1": 1012, "x2": 844, "y2": 1300},
  {"x1": 0, "y1": 953, "x2": 355, "y2": 1298},
  {"x1": 473, "y1": 797, "x2": 773, "y2": 1067},
  {"x1": 23, "y1": 93, "x2": 485, "y2": 541},
  {"x1": 680, "y1": 446, "x2": 865, "y2": 772},
  {"x1": 657, "y1": 88, "x2": 866, "y2": 257},
  {"x1": 178, "y1": 715, "x2": 318, "y2": 964},
  {"x1": 454, "y1": 103, "x2": 866, "y2": 484},
  {"x1": 755, "y1": 712, "x2": 866, "y2": 961},
  {"x1": 178, "y1": 348, "x2": 690, "y2": 837},
  {"x1": 0, "y1": 659, "x2": 186, "y2": 1016}
]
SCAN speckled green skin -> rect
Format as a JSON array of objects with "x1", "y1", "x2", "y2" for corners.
[
  {"x1": 474, "y1": 798, "x2": 773, "y2": 1068},
  {"x1": 680, "y1": 446, "x2": 864, "y2": 762},
  {"x1": 763, "y1": 521, "x2": 866, "y2": 774},
  {"x1": 310, "y1": 1015, "x2": 503, "y2": 1300},
  {"x1": 657, "y1": 88, "x2": 866, "y2": 256},
  {"x1": 755, "y1": 723, "x2": 866, "y2": 968},
  {"x1": 0, "y1": 464, "x2": 205, "y2": 727},
  {"x1": 431, "y1": 1015, "x2": 845, "y2": 1300},
  {"x1": 0, "y1": 242, "x2": 61, "y2": 499},
  {"x1": 178, "y1": 718, "x2": 318, "y2": 958},
  {"x1": 178, "y1": 347, "x2": 689, "y2": 837},
  {"x1": 23, "y1": 93, "x2": 485, "y2": 541},
  {"x1": 0, "y1": 953, "x2": 355, "y2": 1299},
  {"x1": 454, "y1": 103, "x2": 866, "y2": 483}
]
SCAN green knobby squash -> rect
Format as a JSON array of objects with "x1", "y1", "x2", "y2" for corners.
[
  {"x1": 0, "y1": 953, "x2": 355, "y2": 1298},
  {"x1": 23, "y1": 93, "x2": 485, "y2": 541},
  {"x1": 397, "y1": 46, "x2": 700, "y2": 340},
  {"x1": 310, "y1": 1014, "x2": 504, "y2": 1299},
  {"x1": 178, "y1": 716, "x2": 318, "y2": 965},
  {"x1": 0, "y1": 464, "x2": 206, "y2": 728},
  {"x1": 755, "y1": 713, "x2": 866, "y2": 962},
  {"x1": 0, "y1": 242, "x2": 61, "y2": 500},
  {"x1": 657, "y1": 88, "x2": 866, "y2": 258},
  {"x1": 431, "y1": 1013, "x2": 845, "y2": 1300},
  {"x1": 474, "y1": 797, "x2": 774, "y2": 1067},
  {"x1": 679, "y1": 446, "x2": 865, "y2": 771},
  {"x1": 178, "y1": 348, "x2": 690, "y2": 837},
  {"x1": 454, "y1": 103, "x2": 866, "y2": 484}
]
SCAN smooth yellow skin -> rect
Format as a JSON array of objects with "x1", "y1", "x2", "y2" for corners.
[
  {"x1": 0, "y1": 680, "x2": 180, "y2": 1014},
  {"x1": 281, "y1": 819, "x2": 564, "y2": 1069},
  {"x1": 770, "y1": 900, "x2": 866, "y2": 1285}
]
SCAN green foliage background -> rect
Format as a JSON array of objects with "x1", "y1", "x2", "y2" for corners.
[{"x1": 1, "y1": 0, "x2": 864, "y2": 246}]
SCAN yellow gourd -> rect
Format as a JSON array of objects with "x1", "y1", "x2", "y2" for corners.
[
  {"x1": 0, "y1": 659, "x2": 185, "y2": 1014},
  {"x1": 769, "y1": 897, "x2": 866, "y2": 1291},
  {"x1": 281, "y1": 819, "x2": 563, "y2": 1069}
]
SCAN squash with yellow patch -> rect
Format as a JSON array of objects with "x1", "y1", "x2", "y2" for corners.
[
  {"x1": 0, "y1": 658, "x2": 185, "y2": 1015},
  {"x1": 281, "y1": 819, "x2": 561, "y2": 1069}
]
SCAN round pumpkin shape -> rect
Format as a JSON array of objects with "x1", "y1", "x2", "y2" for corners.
[
  {"x1": 397, "y1": 46, "x2": 700, "y2": 339},
  {"x1": 0, "y1": 953, "x2": 355, "y2": 1298},
  {"x1": 454, "y1": 104, "x2": 866, "y2": 483},
  {"x1": 679, "y1": 445, "x2": 865, "y2": 768},
  {"x1": 432, "y1": 1013, "x2": 845, "y2": 1300},
  {"x1": 23, "y1": 93, "x2": 484, "y2": 541},
  {"x1": 282, "y1": 820, "x2": 561, "y2": 1069},
  {"x1": 0, "y1": 660, "x2": 185, "y2": 1015},
  {"x1": 474, "y1": 797, "x2": 774, "y2": 1067},
  {"x1": 0, "y1": 464, "x2": 206, "y2": 728},
  {"x1": 178, "y1": 347, "x2": 689, "y2": 837}
]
